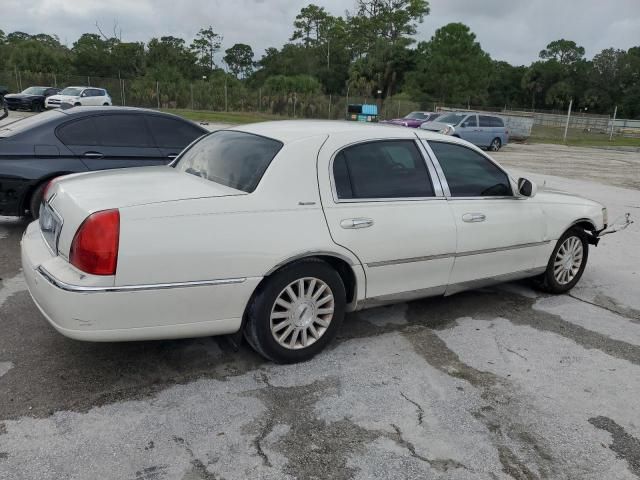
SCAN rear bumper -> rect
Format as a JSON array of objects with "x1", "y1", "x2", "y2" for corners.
[{"x1": 21, "y1": 221, "x2": 260, "y2": 342}]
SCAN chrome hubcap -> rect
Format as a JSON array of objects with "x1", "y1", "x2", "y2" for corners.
[
  {"x1": 270, "y1": 277, "x2": 334, "y2": 350},
  {"x1": 553, "y1": 236, "x2": 583, "y2": 285},
  {"x1": 491, "y1": 139, "x2": 500, "y2": 151}
]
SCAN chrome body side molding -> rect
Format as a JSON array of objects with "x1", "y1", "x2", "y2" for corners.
[{"x1": 36, "y1": 266, "x2": 246, "y2": 293}]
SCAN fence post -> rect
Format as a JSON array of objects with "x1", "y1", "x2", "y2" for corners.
[
  {"x1": 224, "y1": 81, "x2": 228, "y2": 112},
  {"x1": 87, "y1": 76, "x2": 90, "y2": 86},
  {"x1": 190, "y1": 84, "x2": 194, "y2": 110},
  {"x1": 328, "y1": 94, "x2": 332, "y2": 119},
  {"x1": 258, "y1": 88, "x2": 262, "y2": 112},
  {"x1": 53, "y1": 73, "x2": 57, "y2": 88},
  {"x1": 156, "y1": 81, "x2": 160, "y2": 109},
  {"x1": 562, "y1": 99, "x2": 573, "y2": 143},
  {"x1": 609, "y1": 105, "x2": 617, "y2": 141},
  {"x1": 293, "y1": 92, "x2": 297, "y2": 118},
  {"x1": 122, "y1": 79, "x2": 126, "y2": 106}
]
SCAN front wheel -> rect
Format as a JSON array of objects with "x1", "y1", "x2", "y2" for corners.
[
  {"x1": 489, "y1": 137, "x2": 502, "y2": 151},
  {"x1": 533, "y1": 228, "x2": 589, "y2": 293},
  {"x1": 244, "y1": 259, "x2": 346, "y2": 363}
]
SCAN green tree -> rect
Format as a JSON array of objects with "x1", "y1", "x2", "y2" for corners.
[
  {"x1": 291, "y1": 4, "x2": 330, "y2": 46},
  {"x1": 223, "y1": 43, "x2": 254, "y2": 79},
  {"x1": 539, "y1": 39, "x2": 585, "y2": 65},
  {"x1": 406, "y1": 23, "x2": 491, "y2": 105},
  {"x1": 190, "y1": 26, "x2": 223, "y2": 71}
]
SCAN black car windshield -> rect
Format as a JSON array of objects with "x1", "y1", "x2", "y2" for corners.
[
  {"x1": 59, "y1": 87, "x2": 83, "y2": 96},
  {"x1": 0, "y1": 110, "x2": 64, "y2": 138},
  {"x1": 404, "y1": 112, "x2": 428, "y2": 120},
  {"x1": 174, "y1": 130, "x2": 283, "y2": 193},
  {"x1": 21, "y1": 87, "x2": 48, "y2": 95},
  {"x1": 437, "y1": 113, "x2": 468, "y2": 125}
]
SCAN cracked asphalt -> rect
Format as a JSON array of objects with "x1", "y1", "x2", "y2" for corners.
[{"x1": 1, "y1": 143, "x2": 640, "y2": 479}]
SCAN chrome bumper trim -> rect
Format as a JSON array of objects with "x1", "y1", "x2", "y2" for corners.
[{"x1": 36, "y1": 266, "x2": 246, "y2": 293}]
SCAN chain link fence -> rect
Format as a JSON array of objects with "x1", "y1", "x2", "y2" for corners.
[{"x1": 2, "y1": 70, "x2": 637, "y2": 146}]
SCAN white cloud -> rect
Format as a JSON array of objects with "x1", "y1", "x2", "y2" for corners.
[{"x1": 1, "y1": 0, "x2": 639, "y2": 64}]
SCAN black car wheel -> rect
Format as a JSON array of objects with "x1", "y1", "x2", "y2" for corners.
[
  {"x1": 244, "y1": 259, "x2": 346, "y2": 363},
  {"x1": 31, "y1": 102, "x2": 43, "y2": 113}
]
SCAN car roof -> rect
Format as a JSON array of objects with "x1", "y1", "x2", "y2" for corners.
[
  {"x1": 232, "y1": 120, "x2": 468, "y2": 145},
  {"x1": 55, "y1": 106, "x2": 207, "y2": 128}
]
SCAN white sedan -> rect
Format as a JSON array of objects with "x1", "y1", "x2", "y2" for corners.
[{"x1": 22, "y1": 121, "x2": 610, "y2": 363}]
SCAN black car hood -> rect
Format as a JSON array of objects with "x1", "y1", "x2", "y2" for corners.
[{"x1": 4, "y1": 93, "x2": 43, "y2": 100}]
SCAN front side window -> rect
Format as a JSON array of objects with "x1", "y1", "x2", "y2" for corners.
[
  {"x1": 479, "y1": 115, "x2": 504, "y2": 127},
  {"x1": 437, "y1": 113, "x2": 467, "y2": 125},
  {"x1": 429, "y1": 141, "x2": 512, "y2": 197},
  {"x1": 56, "y1": 118, "x2": 98, "y2": 145},
  {"x1": 59, "y1": 87, "x2": 83, "y2": 96},
  {"x1": 333, "y1": 140, "x2": 434, "y2": 199},
  {"x1": 463, "y1": 115, "x2": 477, "y2": 127},
  {"x1": 93, "y1": 114, "x2": 153, "y2": 147},
  {"x1": 175, "y1": 130, "x2": 283, "y2": 193}
]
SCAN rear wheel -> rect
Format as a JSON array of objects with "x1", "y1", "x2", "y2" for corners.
[
  {"x1": 244, "y1": 259, "x2": 346, "y2": 363},
  {"x1": 103, "y1": 102, "x2": 110, "y2": 106},
  {"x1": 489, "y1": 137, "x2": 502, "y2": 151},
  {"x1": 533, "y1": 228, "x2": 589, "y2": 293},
  {"x1": 31, "y1": 102, "x2": 43, "y2": 112}
]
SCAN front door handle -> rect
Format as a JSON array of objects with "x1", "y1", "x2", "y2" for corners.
[
  {"x1": 340, "y1": 218, "x2": 374, "y2": 229},
  {"x1": 462, "y1": 213, "x2": 486, "y2": 223},
  {"x1": 83, "y1": 151, "x2": 104, "y2": 159}
]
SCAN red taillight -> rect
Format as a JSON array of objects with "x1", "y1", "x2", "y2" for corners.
[{"x1": 69, "y1": 209, "x2": 120, "y2": 275}]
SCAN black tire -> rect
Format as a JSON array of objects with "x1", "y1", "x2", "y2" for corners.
[
  {"x1": 29, "y1": 182, "x2": 48, "y2": 219},
  {"x1": 532, "y1": 227, "x2": 589, "y2": 294},
  {"x1": 103, "y1": 103, "x2": 110, "y2": 106},
  {"x1": 74, "y1": 102, "x2": 81, "y2": 106},
  {"x1": 489, "y1": 137, "x2": 502, "y2": 151},
  {"x1": 244, "y1": 258, "x2": 346, "y2": 363},
  {"x1": 31, "y1": 102, "x2": 43, "y2": 112}
]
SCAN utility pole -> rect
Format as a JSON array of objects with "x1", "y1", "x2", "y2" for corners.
[
  {"x1": 563, "y1": 98, "x2": 573, "y2": 143},
  {"x1": 609, "y1": 105, "x2": 618, "y2": 142}
]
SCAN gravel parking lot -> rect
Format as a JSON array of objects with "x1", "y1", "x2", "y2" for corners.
[{"x1": 1, "y1": 135, "x2": 640, "y2": 479}]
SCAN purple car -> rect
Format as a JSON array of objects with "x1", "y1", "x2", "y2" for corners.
[{"x1": 381, "y1": 111, "x2": 441, "y2": 128}]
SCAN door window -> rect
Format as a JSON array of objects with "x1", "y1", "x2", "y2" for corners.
[
  {"x1": 463, "y1": 115, "x2": 477, "y2": 127},
  {"x1": 429, "y1": 141, "x2": 512, "y2": 197},
  {"x1": 146, "y1": 115, "x2": 204, "y2": 148},
  {"x1": 93, "y1": 114, "x2": 154, "y2": 147},
  {"x1": 56, "y1": 118, "x2": 98, "y2": 145},
  {"x1": 333, "y1": 140, "x2": 434, "y2": 199},
  {"x1": 479, "y1": 115, "x2": 504, "y2": 127}
]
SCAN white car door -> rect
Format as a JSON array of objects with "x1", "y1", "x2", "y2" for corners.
[
  {"x1": 424, "y1": 140, "x2": 547, "y2": 293},
  {"x1": 318, "y1": 134, "x2": 457, "y2": 302}
]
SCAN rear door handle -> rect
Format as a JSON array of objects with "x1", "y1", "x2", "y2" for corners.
[
  {"x1": 340, "y1": 218, "x2": 374, "y2": 229},
  {"x1": 462, "y1": 213, "x2": 486, "y2": 223},
  {"x1": 83, "y1": 151, "x2": 104, "y2": 159}
]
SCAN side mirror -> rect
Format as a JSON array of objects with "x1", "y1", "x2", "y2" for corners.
[{"x1": 518, "y1": 177, "x2": 537, "y2": 198}]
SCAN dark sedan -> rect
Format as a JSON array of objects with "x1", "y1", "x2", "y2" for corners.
[
  {"x1": 0, "y1": 106, "x2": 208, "y2": 217},
  {"x1": 381, "y1": 111, "x2": 440, "y2": 128},
  {"x1": 4, "y1": 86, "x2": 60, "y2": 112}
]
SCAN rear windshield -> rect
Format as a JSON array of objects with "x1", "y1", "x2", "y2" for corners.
[
  {"x1": 0, "y1": 110, "x2": 64, "y2": 137},
  {"x1": 174, "y1": 130, "x2": 283, "y2": 193}
]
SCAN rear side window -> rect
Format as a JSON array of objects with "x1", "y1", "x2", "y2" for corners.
[
  {"x1": 429, "y1": 142, "x2": 511, "y2": 197},
  {"x1": 479, "y1": 115, "x2": 504, "y2": 127},
  {"x1": 333, "y1": 140, "x2": 434, "y2": 199},
  {"x1": 93, "y1": 114, "x2": 153, "y2": 147},
  {"x1": 175, "y1": 130, "x2": 283, "y2": 193},
  {"x1": 56, "y1": 118, "x2": 98, "y2": 145},
  {"x1": 146, "y1": 115, "x2": 204, "y2": 148}
]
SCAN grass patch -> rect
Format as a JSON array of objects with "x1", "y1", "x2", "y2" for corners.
[
  {"x1": 162, "y1": 109, "x2": 285, "y2": 125},
  {"x1": 526, "y1": 125, "x2": 640, "y2": 148}
]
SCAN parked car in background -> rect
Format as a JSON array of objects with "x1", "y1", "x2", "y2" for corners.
[
  {"x1": 45, "y1": 87, "x2": 112, "y2": 109},
  {"x1": 421, "y1": 112, "x2": 509, "y2": 151},
  {"x1": 0, "y1": 106, "x2": 207, "y2": 218},
  {"x1": 22, "y1": 121, "x2": 610, "y2": 363},
  {"x1": 382, "y1": 111, "x2": 440, "y2": 128},
  {"x1": 4, "y1": 86, "x2": 61, "y2": 112}
]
